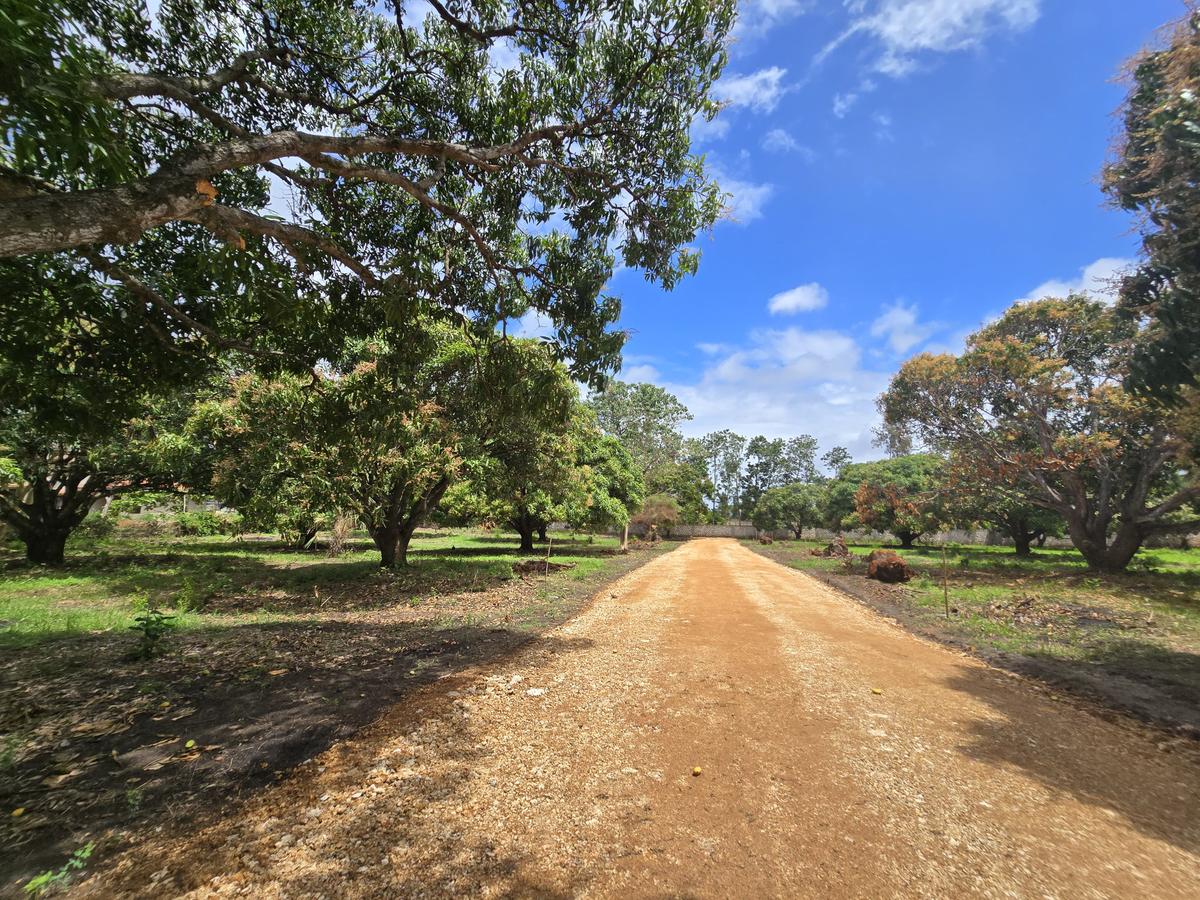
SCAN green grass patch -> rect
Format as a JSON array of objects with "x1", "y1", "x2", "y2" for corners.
[{"x1": 0, "y1": 528, "x2": 627, "y2": 649}]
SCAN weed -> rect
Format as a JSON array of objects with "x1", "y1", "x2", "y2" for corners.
[
  {"x1": 23, "y1": 842, "x2": 95, "y2": 896},
  {"x1": 124, "y1": 787, "x2": 143, "y2": 812},
  {"x1": 129, "y1": 608, "x2": 176, "y2": 659}
]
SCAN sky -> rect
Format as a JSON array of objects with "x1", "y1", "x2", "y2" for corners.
[{"x1": 522, "y1": 0, "x2": 1186, "y2": 463}]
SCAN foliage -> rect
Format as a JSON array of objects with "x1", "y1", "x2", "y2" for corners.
[
  {"x1": 633, "y1": 494, "x2": 682, "y2": 536},
  {"x1": 942, "y1": 473, "x2": 1063, "y2": 556},
  {"x1": 1, "y1": 0, "x2": 735, "y2": 383},
  {"x1": 824, "y1": 454, "x2": 947, "y2": 547},
  {"x1": 820, "y1": 446, "x2": 852, "y2": 478},
  {"x1": 1104, "y1": 10, "x2": 1200, "y2": 397},
  {"x1": 188, "y1": 373, "x2": 334, "y2": 547},
  {"x1": 693, "y1": 430, "x2": 747, "y2": 520},
  {"x1": 588, "y1": 382, "x2": 692, "y2": 491},
  {"x1": 740, "y1": 435, "x2": 819, "y2": 515},
  {"x1": 23, "y1": 841, "x2": 95, "y2": 897},
  {"x1": 563, "y1": 429, "x2": 646, "y2": 533},
  {"x1": 751, "y1": 483, "x2": 826, "y2": 539},
  {"x1": 879, "y1": 296, "x2": 1200, "y2": 571},
  {"x1": 172, "y1": 509, "x2": 241, "y2": 537},
  {"x1": 129, "y1": 607, "x2": 175, "y2": 659}
]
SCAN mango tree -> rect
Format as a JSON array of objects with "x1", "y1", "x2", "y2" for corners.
[{"x1": 879, "y1": 296, "x2": 1199, "y2": 572}]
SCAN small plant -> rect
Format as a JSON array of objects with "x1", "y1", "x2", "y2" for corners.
[
  {"x1": 124, "y1": 787, "x2": 143, "y2": 812},
  {"x1": 129, "y1": 608, "x2": 176, "y2": 659},
  {"x1": 327, "y1": 514, "x2": 355, "y2": 558},
  {"x1": 24, "y1": 842, "x2": 95, "y2": 896}
]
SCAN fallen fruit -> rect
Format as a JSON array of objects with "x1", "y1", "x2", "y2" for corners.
[
  {"x1": 692, "y1": 767, "x2": 702, "y2": 776},
  {"x1": 871, "y1": 688, "x2": 883, "y2": 695},
  {"x1": 11, "y1": 807, "x2": 25, "y2": 817}
]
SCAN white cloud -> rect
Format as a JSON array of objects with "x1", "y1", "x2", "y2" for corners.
[
  {"x1": 833, "y1": 92, "x2": 859, "y2": 118},
  {"x1": 870, "y1": 301, "x2": 938, "y2": 353},
  {"x1": 621, "y1": 363, "x2": 662, "y2": 383},
  {"x1": 873, "y1": 110, "x2": 895, "y2": 141},
  {"x1": 712, "y1": 67, "x2": 789, "y2": 113},
  {"x1": 821, "y1": 0, "x2": 1041, "y2": 79},
  {"x1": 761, "y1": 128, "x2": 816, "y2": 160},
  {"x1": 735, "y1": 0, "x2": 816, "y2": 41},
  {"x1": 654, "y1": 327, "x2": 890, "y2": 461},
  {"x1": 714, "y1": 173, "x2": 774, "y2": 225},
  {"x1": 768, "y1": 282, "x2": 830, "y2": 315},
  {"x1": 1018, "y1": 257, "x2": 1133, "y2": 305},
  {"x1": 511, "y1": 309, "x2": 555, "y2": 340},
  {"x1": 691, "y1": 114, "x2": 731, "y2": 145}
]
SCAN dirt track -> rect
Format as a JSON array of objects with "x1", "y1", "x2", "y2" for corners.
[{"x1": 86, "y1": 539, "x2": 1200, "y2": 898}]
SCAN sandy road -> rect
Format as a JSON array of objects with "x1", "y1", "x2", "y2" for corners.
[{"x1": 88, "y1": 539, "x2": 1200, "y2": 898}]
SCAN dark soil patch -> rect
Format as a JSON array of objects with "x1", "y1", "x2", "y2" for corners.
[
  {"x1": 0, "y1": 544, "x2": 669, "y2": 892},
  {"x1": 511, "y1": 560, "x2": 577, "y2": 577}
]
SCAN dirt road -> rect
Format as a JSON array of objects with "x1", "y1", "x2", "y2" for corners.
[{"x1": 88, "y1": 539, "x2": 1200, "y2": 898}]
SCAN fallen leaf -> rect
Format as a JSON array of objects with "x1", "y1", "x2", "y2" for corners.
[
  {"x1": 268, "y1": 669, "x2": 288, "y2": 677},
  {"x1": 185, "y1": 739, "x2": 196, "y2": 749},
  {"x1": 11, "y1": 808, "x2": 25, "y2": 817}
]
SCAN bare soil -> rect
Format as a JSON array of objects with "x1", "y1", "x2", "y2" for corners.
[
  {"x1": 71, "y1": 539, "x2": 1200, "y2": 898},
  {"x1": 0, "y1": 545, "x2": 662, "y2": 891},
  {"x1": 769, "y1": 555, "x2": 1200, "y2": 736}
]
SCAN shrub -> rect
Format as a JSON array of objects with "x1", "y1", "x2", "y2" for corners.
[{"x1": 172, "y1": 510, "x2": 240, "y2": 536}]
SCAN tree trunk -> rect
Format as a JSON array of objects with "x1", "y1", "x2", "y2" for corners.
[
  {"x1": 23, "y1": 529, "x2": 70, "y2": 566},
  {"x1": 896, "y1": 531, "x2": 917, "y2": 549},
  {"x1": 1065, "y1": 516, "x2": 1143, "y2": 574},
  {"x1": 1012, "y1": 532, "x2": 1033, "y2": 557},
  {"x1": 371, "y1": 525, "x2": 402, "y2": 568},
  {"x1": 793, "y1": 527, "x2": 804, "y2": 540},
  {"x1": 537, "y1": 523, "x2": 548, "y2": 542},
  {"x1": 517, "y1": 526, "x2": 535, "y2": 553},
  {"x1": 7, "y1": 476, "x2": 95, "y2": 566}
]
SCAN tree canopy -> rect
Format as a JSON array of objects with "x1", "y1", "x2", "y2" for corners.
[
  {"x1": 879, "y1": 296, "x2": 1199, "y2": 571},
  {"x1": 2, "y1": 0, "x2": 734, "y2": 381},
  {"x1": 1104, "y1": 10, "x2": 1200, "y2": 398}
]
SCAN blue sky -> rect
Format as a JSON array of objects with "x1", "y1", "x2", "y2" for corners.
[{"x1": 557, "y1": 0, "x2": 1183, "y2": 461}]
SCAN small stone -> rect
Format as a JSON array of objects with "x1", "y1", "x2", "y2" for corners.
[{"x1": 526, "y1": 688, "x2": 545, "y2": 697}]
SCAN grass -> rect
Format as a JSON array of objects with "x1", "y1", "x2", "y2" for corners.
[
  {"x1": 0, "y1": 528, "x2": 625, "y2": 649},
  {"x1": 746, "y1": 536, "x2": 1200, "y2": 729}
]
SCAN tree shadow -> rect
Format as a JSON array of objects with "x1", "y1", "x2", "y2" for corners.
[
  {"x1": 0, "y1": 616, "x2": 596, "y2": 885},
  {"x1": 944, "y1": 662, "x2": 1200, "y2": 855}
]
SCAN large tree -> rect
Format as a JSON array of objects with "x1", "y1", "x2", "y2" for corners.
[
  {"x1": 2, "y1": 0, "x2": 733, "y2": 382},
  {"x1": 839, "y1": 455, "x2": 947, "y2": 549},
  {"x1": 752, "y1": 482, "x2": 825, "y2": 540},
  {"x1": 695, "y1": 429, "x2": 746, "y2": 521},
  {"x1": 452, "y1": 341, "x2": 581, "y2": 552},
  {"x1": 187, "y1": 373, "x2": 336, "y2": 549},
  {"x1": 879, "y1": 296, "x2": 1200, "y2": 572},
  {"x1": 588, "y1": 381, "x2": 691, "y2": 491},
  {"x1": 0, "y1": 256, "x2": 208, "y2": 563},
  {"x1": 1103, "y1": 10, "x2": 1200, "y2": 398}
]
